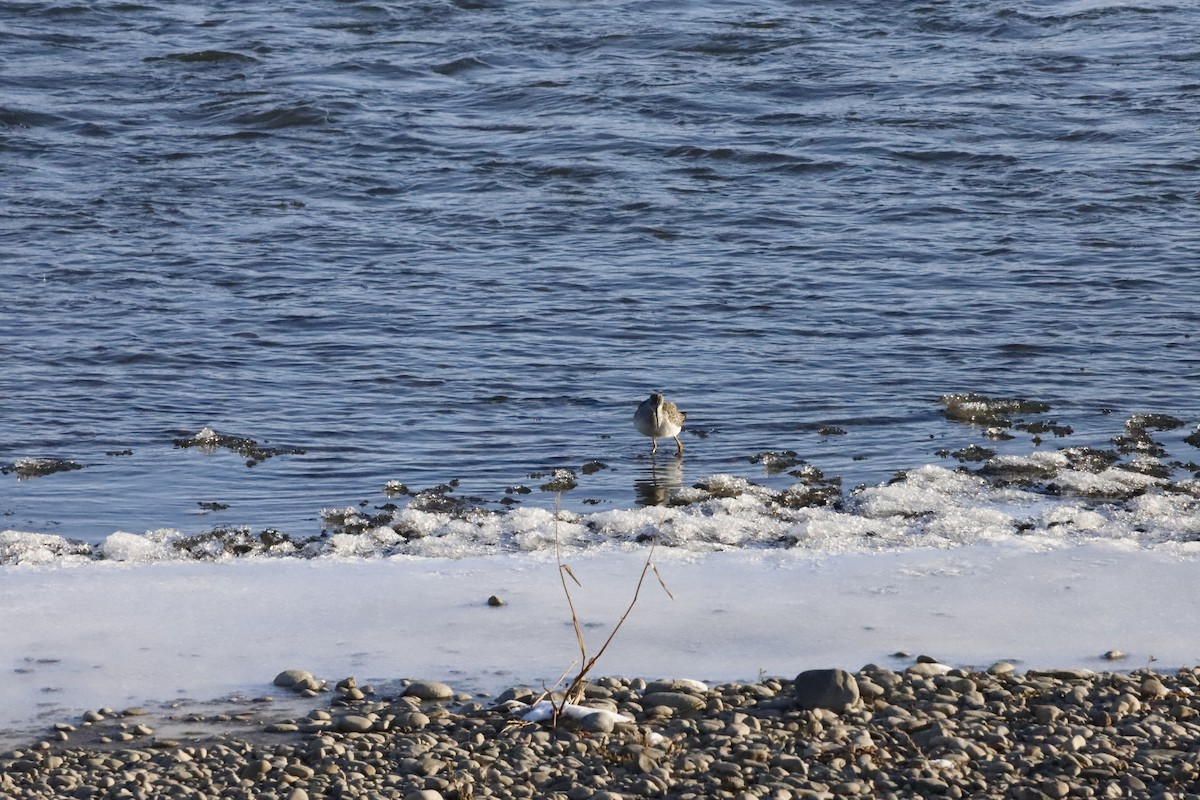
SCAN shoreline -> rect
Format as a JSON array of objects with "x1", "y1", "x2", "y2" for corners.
[
  {"x1": 5, "y1": 545, "x2": 1200, "y2": 748},
  {"x1": 5, "y1": 662, "x2": 1200, "y2": 799}
]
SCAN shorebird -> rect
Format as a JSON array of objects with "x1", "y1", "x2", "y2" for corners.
[{"x1": 634, "y1": 392, "x2": 686, "y2": 455}]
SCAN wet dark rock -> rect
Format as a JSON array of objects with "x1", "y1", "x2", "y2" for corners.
[
  {"x1": 1120, "y1": 460, "x2": 1171, "y2": 479},
  {"x1": 979, "y1": 460, "x2": 1056, "y2": 486},
  {"x1": 750, "y1": 450, "x2": 803, "y2": 474},
  {"x1": 172, "y1": 526, "x2": 300, "y2": 557},
  {"x1": 977, "y1": 447, "x2": 1128, "y2": 494},
  {"x1": 173, "y1": 426, "x2": 305, "y2": 466},
  {"x1": 940, "y1": 393, "x2": 1051, "y2": 428},
  {"x1": 690, "y1": 475, "x2": 751, "y2": 499},
  {"x1": 2, "y1": 458, "x2": 84, "y2": 479},
  {"x1": 537, "y1": 469, "x2": 578, "y2": 492},
  {"x1": 1112, "y1": 414, "x2": 1179, "y2": 457},
  {"x1": 581, "y1": 460, "x2": 608, "y2": 475},
  {"x1": 818, "y1": 426, "x2": 848, "y2": 436},
  {"x1": 407, "y1": 485, "x2": 488, "y2": 515},
  {"x1": 1129, "y1": 413, "x2": 1187, "y2": 431},
  {"x1": 1062, "y1": 447, "x2": 1121, "y2": 472},
  {"x1": 775, "y1": 483, "x2": 841, "y2": 508},
  {"x1": 944, "y1": 444, "x2": 995, "y2": 463},
  {"x1": 1015, "y1": 420, "x2": 1073, "y2": 437}
]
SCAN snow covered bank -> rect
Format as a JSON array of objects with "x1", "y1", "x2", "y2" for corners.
[{"x1": 4, "y1": 541, "x2": 1199, "y2": 747}]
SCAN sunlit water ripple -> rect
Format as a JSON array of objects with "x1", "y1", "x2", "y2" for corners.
[{"x1": 2, "y1": 0, "x2": 1198, "y2": 543}]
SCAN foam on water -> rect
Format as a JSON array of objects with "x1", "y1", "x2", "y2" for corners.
[{"x1": 5, "y1": 445, "x2": 1200, "y2": 565}]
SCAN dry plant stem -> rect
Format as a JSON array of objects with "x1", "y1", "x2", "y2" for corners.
[
  {"x1": 561, "y1": 540, "x2": 661, "y2": 704},
  {"x1": 553, "y1": 495, "x2": 671, "y2": 711}
]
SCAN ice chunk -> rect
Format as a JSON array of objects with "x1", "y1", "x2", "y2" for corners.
[{"x1": 521, "y1": 700, "x2": 633, "y2": 725}]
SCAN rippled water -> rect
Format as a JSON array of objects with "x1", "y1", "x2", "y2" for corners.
[{"x1": 2, "y1": 0, "x2": 1199, "y2": 542}]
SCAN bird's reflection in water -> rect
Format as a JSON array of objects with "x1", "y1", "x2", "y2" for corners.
[{"x1": 634, "y1": 453, "x2": 685, "y2": 506}]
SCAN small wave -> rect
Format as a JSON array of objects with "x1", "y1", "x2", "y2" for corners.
[
  {"x1": 431, "y1": 56, "x2": 491, "y2": 76},
  {"x1": 145, "y1": 50, "x2": 259, "y2": 64},
  {"x1": 229, "y1": 104, "x2": 331, "y2": 129}
]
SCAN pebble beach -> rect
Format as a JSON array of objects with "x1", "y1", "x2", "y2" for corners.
[{"x1": 5, "y1": 661, "x2": 1200, "y2": 800}]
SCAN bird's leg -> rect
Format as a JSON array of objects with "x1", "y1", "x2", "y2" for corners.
[
  {"x1": 651, "y1": 438, "x2": 658, "y2": 454},
  {"x1": 674, "y1": 436, "x2": 683, "y2": 455}
]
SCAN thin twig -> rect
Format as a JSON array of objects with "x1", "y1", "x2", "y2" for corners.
[
  {"x1": 552, "y1": 502, "x2": 674, "y2": 712},
  {"x1": 554, "y1": 495, "x2": 588, "y2": 673},
  {"x1": 562, "y1": 534, "x2": 670, "y2": 704}
]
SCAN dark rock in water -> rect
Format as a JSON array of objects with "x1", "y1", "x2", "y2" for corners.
[
  {"x1": 1128, "y1": 413, "x2": 1187, "y2": 432},
  {"x1": 535, "y1": 469, "x2": 578, "y2": 492},
  {"x1": 775, "y1": 483, "x2": 840, "y2": 508},
  {"x1": 792, "y1": 668, "x2": 860, "y2": 713},
  {"x1": 750, "y1": 450, "x2": 802, "y2": 474},
  {"x1": 945, "y1": 444, "x2": 995, "y2": 463},
  {"x1": 1113, "y1": 414, "x2": 1182, "y2": 457},
  {"x1": 581, "y1": 460, "x2": 608, "y2": 475},
  {"x1": 487, "y1": 595, "x2": 504, "y2": 607},
  {"x1": 407, "y1": 485, "x2": 489, "y2": 515},
  {"x1": 940, "y1": 393, "x2": 1051, "y2": 428},
  {"x1": 1015, "y1": 420, "x2": 1073, "y2": 437},
  {"x1": 1186, "y1": 430, "x2": 1200, "y2": 449},
  {"x1": 2, "y1": 458, "x2": 84, "y2": 479},
  {"x1": 173, "y1": 426, "x2": 305, "y2": 466},
  {"x1": 173, "y1": 526, "x2": 300, "y2": 558}
]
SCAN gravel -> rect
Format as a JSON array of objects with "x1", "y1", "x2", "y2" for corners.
[{"x1": 5, "y1": 663, "x2": 1200, "y2": 798}]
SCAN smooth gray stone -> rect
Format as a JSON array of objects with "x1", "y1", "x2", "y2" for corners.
[
  {"x1": 495, "y1": 686, "x2": 535, "y2": 704},
  {"x1": 273, "y1": 669, "x2": 314, "y2": 688},
  {"x1": 333, "y1": 714, "x2": 374, "y2": 733},
  {"x1": 644, "y1": 679, "x2": 706, "y2": 694},
  {"x1": 792, "y1": 668, "x2": 860, "y2": 713},
  {"x1": 641, "y1": 691, "x2": 706, "y2": 713},
  {"x1": 403, "y1": 680, "x2": 454, "y2": 701},
  {"x1": 578, "y1": 711, "x2": 616, "y2": 734}
]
